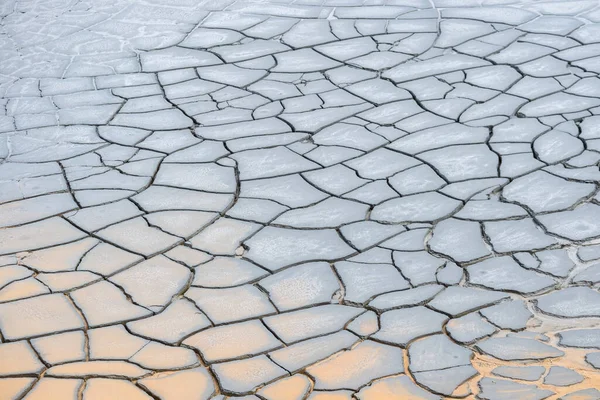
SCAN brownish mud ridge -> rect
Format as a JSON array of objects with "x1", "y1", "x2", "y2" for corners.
[{"x1": 1, "y1": 0, "x2": 600, "y2": 398}]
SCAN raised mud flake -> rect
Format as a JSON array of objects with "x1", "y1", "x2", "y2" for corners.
[
  {"x1": 392, "y1": 251, "x2": 446, "y2": 286},
  {"x1": 476, "y1": 337, "x2": 564, "y2": 361},
  {"x1": 31, "y1": 331, "x2": 85, "y2": 365},
  {"x1": 536, "y1": 287, "x2": 600, "y2": 318},
  {"x1": 244, "y1": 226, "x2": 354, "y2": 272},
  {"x1": 189, "y1": 218, "x2": 260, "y2": 256},
  {"x1": 371, "y1": 192, "x2": 461, "y2": 224},
  {"x1": 408, "y1": 334, "x2": 473, "y2": 373},
  {"x1": 96, "y1": 217, "x2": 182, "y2": 258},
  {"x1": 543, "y1": 366, "x2": 584, "y2": 387},
  {"x1": 312, "y1": 123, "x2": 386, "y2": 152},
  {"x1": 138, "y1": 130, "x2": 201, "y2": 154},
  {"x1": 88, "y1": 325, "x2": 147, "y2": 360},
  {"x1": 109, "y1": 255, "x2": 191, "y2": 311},
  {"x1": 586, "y1": 352, "x2": 600, "y2": 369},
  {"x1": 465, "y1": 65, "x2": 521, "y2": 91},
  {"x1": 186, "y1": 285, "x2": 276, "y2": 325},
  {"x1": 0, "y1": 293, "x2": 84, "y2": 340},
  {"x1": 344, "y1": 148, "x2": 420, "y2": 180},
  {"x1": 0, "y1": 341, "x2": 45, "y2": 376},
  {"x1": 460, "y1": 94, "x2": 526, "y2": 124},
  {"x1": 334, "y1": 261, "x2": 409, "y2": 304},
  {"x1": 342, "y1": 180, "x2": 398, "y2": 205},
  {"x1": 466, "y1": 257, "x2": 556, "y2": 295},
  {"x1": 127, "y1": 298, "x2": 211, "y2": 344},
  {"x1": 480, "y1": 300, "x2": 532, "y2": 331},
  {"x1": 413, "y1": 365, "x2": 477, "y2": 397},
  {"x1": 66, "y1": 200, "x2": 144, "y2": 233},
  {"x1": 197, "y1": 64, "x2": 267, "y2": 88},
  {"x1": 383, "y1": 54, "x2": 489, "y2": 83},
  {"x1": 192, "y1": 257, "x2": 268, "y2": 288},
  {"x1": 132, "y1": 186, "x2": 233, "y2": 213},
  {"x1": 492, "y1": 366, "x2": 545, "y2": 382},
  {"x1": 307, "y1": 340, "x2": 404, "y2": 391},
  {"x1": 346, "y1": 78, "x2": 411, "y2": 105},
  {"x1": 259, "y1": 262, "x2": 340, "y2": 311},
  {"x1": 232, "y1": 146, "x2": 320, "y2": 180},
  {"x1": 436, "y1": 262, "x2": 464, "y2": 285},
  {"x1": 77, "y1": 242, "x2": 143, "y2": 276},
  {"x1": 138, "y1": 367, "x2": 215, "y2": 400},
  {"x1": 226, "y1": 198, "x2": 288, "y2": 224},
  {"x1": 573, "y1": 263, "x2": 600, "y2": 285},
  {"x1": 558, "y1": 329, "x2": 600, "y2": 349},
  {"x1": 280, "y1": 104, "x2": 372, "y2": 134},
  {"x1": 272, "y1": 197, "x2": 369, "y2": 229},
  {"x1": 354, "y1": 100, "x2": 419, "y2": 126},
  {"x1": 257, "y1": 374, "x2": 311, "y2": 400},
  {"x1": 446, "y1": 312, "x2": 497, "y2": 344},
  {"x1": 67, "y1": 199, "x2": 142, "y2": 232},
  {"x1": 70, "y1": 281, "x2": 151, "y2": 327},
  {"x1": 347, "y1": 311, "x2": 379, "y2": 337},
  {"x1": 111, "y1": 109, "x2": 194, "y2": 131},
  {"x1": 129, "y1": 341, "x2": 198, "y2": 370},
  {"x1": 154, "y1": 162, "x2": 236, "y2": 193},
  {"x1": 535, "y1": 249, "x2": 576, "y2": 278},
  {"x1": 436, "y1": 19, "x2": 494, "y2": 49},
  {"x1": 263, "y1": 304, "x2": 362, "y2": 344},
  {"x1": 303, "y1": 164, "x2": 370, "y2": 196},
  {"x1": 183, "y1": 320, "x2": 282, "y2": 363},
  {"x1": 46, "y1": 361, "x2": 150, "y2": 379},
  {"x1": 373, "y1": 306, "x2": 448, "y2": 346},
  {"x1": 212, "y1": 355, "x2": 288, "y2": 395},
  {"x1": 82, "y1": 378, "x2": 153, "y2": 400},
  {"x1": 339, "y1": 221, "x2": 405, "y2": 252},
  {"x1": 389, "y1": 123, "x2": 488, "y2": 155},
  {"x1": 538, "y1": 204, "x2": 600, "y2": 241},
  {"x1": 533, "y1": 129, "x2": 585, "y2": 164},
  {"x1": 488, "y1": 41, "x2": 556, "y2": 66},
  {"x1": 560, "y1": 388, "x2": 600, "y2": 400},
  {"x1": 145, "y1": 210, "x2": 217, "y2": 238},
  {"x1": 578, "y1": 244, "x2": 600, "y2": 263},
  {"x1": 484, "y1": 218, "x2": 557, "y2": 253},
  {"x1": 379, "y1": 228, "x2": 427, "y2": 251},
  {"x1": 369, "y1": 285, "x2": 444, "y2": 311},
  {"x1": 478, "y1": 378, "x2": 554, "y2": 400},
  {"x1": 36, "y1": 270, "x2": 100, "y2": 292},
  {"x1": 22, "y1": 378, "x2": 82, "y2": 400},
  {"x1": 0, "y1": 193, "x2": 78, "y2": 228},
  {"x1": 388, "y1": 164, "x2": 446, "y2": 196},
  {"x1": 441, "y1": 178, "x2": 507, "y2": 201},
  {"x1": 422, "y1": 97, "x2": 475, "y2": 120},
  {"x1": 0, "y1": 378, "x2": 36, "y2": 400},
  {"x1": 164, "y1": 141, "x2": 229, "y2": 164},
  {"x1": 214, "y1": 41, "x2": 289, "y2": 64},
  {"x1": 418, "y1": 144, "x2": 499, "y2": 182},
  {"x1": 140, "y1": 47, "x2": 221, "y2": 72},
  {"x1": 0, "y1": 217, "x2": 87, "y2": 256},
  {"x1": 519, "y1": 92, "x2": 600, "y2": 118},
  {"x1": 356, "y1": 375, "x2": 439, "y2": 400},
  {"x1": 500, "y1": 153, "x2": 547, "y2": 178},
  {"x1": 269, "y1": 331, "x2": 359, "y2": 373},
  {"x1": 429, "y1": 218, "x2": 491, "y2": 263},
  {"x1": 503, "y1": 170, "x2": 595, "y2": 213},
  {"x1": 0, "y1": 276, "x2": 49, "y2": 302},
  {"x1": 427, "y1": 286, "x2": 508, "y2": 317}
]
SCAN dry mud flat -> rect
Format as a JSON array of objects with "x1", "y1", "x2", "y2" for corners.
[{"x1": 1, "y1": 0, "x2": 600, "y2": 398}]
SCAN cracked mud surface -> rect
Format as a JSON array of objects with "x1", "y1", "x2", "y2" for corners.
[{"x1": 1, "y1": 0, "x2": 600, "y2": 398}]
